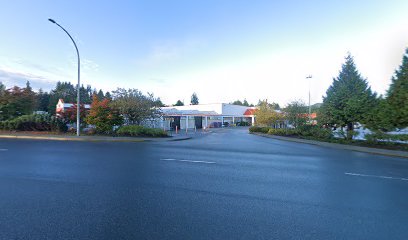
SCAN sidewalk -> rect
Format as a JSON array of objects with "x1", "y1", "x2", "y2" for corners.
[
  {"x1": 252, "y1": 133, "x2": 408, "y2": 159},
  {"x1": 0, "y1": 132, "x2": 192, "y2": 143}
]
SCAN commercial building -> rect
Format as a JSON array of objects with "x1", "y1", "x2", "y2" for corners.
[{"x1": 157, "y1": 103, "x2": 256, "y2": 130}]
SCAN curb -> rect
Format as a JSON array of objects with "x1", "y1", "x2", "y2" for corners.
[
  {"x1": 0, "y1": 134, "x2": 192, "y2": 143},
  {"x1": 0, "y1": 135, "x2": 146, "y2": 142},
  {"x1": 167, "y1": 137, "x2": 193, "y2": 141},
  {"x1": 251, "y1": 133, "x2": 408, "y2": 159}
]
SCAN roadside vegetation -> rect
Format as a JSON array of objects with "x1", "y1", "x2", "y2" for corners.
[
  {"x1": 116, "y1": 125, "x2": 168, "y2": 137},
  {"x1": 0, "y1": 81, "x2": 168, "y2": 137},
  {"x1": 252, "y1": 49, "x2": 408, "y2": 151}
]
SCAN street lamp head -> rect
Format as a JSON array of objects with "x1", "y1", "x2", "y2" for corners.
[{"x1": 48, "y1": 18, "x2": 56, "y2": 24}]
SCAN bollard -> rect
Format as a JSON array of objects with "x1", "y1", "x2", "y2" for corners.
[{"x1": 176, "y1": 125, "x2": 178, "y2": 134}]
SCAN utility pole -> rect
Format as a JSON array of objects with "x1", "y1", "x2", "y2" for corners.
[
  {"x1": 49, "y1": 18, "x2": 81, "y2": 136},
  {"x1": 306, "y1": 75, "x2": 312, "y2": 122}
]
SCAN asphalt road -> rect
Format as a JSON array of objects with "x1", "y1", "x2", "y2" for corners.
[{"x1": 0, "y1": 128, "x2": 407, "y2": 239}]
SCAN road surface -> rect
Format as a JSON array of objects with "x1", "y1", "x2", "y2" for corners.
[{"x1": 0, "y1": 128, "x2": 407, "y2": 239}]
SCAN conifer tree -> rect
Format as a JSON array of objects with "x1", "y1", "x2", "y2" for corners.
[
  {"x1": 387, "y1": 48, "x2": 408, "y2": 129},
  {"x1": 320, "y1": 54, "x2": 377, "y2": 139}
]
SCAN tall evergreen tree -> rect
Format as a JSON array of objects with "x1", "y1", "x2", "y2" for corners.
[
  {"x1": 319, "y1": 54, "x2": 377, "y2": 139},
  {"x1": 242, "y1": 99, "x2": 250, "y2": 107},
  {"x1": 48, "y1": 82, "x2": 76, "y2": 114},
  {"x1": 105, "y1": 91, "x2": 112, "y2": 100},
  {"x1": 0, "y1": 82, "x2": 5, "y2": 96},
  {"x1": 174, "y1": 100, "x2": 184, "y2": 106},
  {"x1": 387, "y1": 48, "x2": 408, "y2": 129},
  {"x1": 190, "y1": 92, "x2": 199, "y2": 105},
  {"x1": 232, "y1": 100, "x2": 243, "y2": 106},
  {"x1": 97, "y1": 89, "x2": 105, "y2": 100},
  {"x1": 37, "y1": 89, "x2": 50, "y2": 112},
  {"x1": 22, "y1": 81, "x2": 37, "y2": 114}
]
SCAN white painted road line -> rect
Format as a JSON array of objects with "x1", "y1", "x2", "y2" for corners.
[
  {"x1": 160, "y1": 158, "x2": 216, "y2": 164},
  {"x1": 0, "y1": 149, "x2": 8, "y2": 151},
  {"x1": 345, "y1": 172, "x2": 408, "y2": 181}
]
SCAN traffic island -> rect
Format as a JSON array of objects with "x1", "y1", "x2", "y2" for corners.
[{"x1": 251, "y1": 132, "x2": 408, "y2": 159}]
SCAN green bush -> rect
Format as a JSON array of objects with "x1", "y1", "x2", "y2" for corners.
[
  {"x1": 116, "y1": 125, "x2": 168, "y2": 137},
  {"x1": 0, "y1": 114, "x2": 67, "y2": 132},
  {"x1": 296, "y1": 125, "x2": 333, "y2": 139},
  {"x1": 366, "y1": 132, "x2": 408, "y2": 142},
  {"x1": 236, "y1": 122, "x2": 251, "y2": 126},
  {"x1": 267, "y1": 128, "x2": 297, "y2": 136},
  {"x1": 249, "y1": 126, "x2": 271, "y2": 133}
]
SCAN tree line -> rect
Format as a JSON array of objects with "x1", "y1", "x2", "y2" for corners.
[
  {"x1": 0, "y1": 81, "x2": 114, "y2": 121},
  {"x1": 255, "y1": 48, "x2": 408, "y2": 140},
  {"x1": 319, "y1": 50, "x2": 407, "y2": 139},
  {"x1": 0, "y1": 81, "x2": 165, "y2": 133}
]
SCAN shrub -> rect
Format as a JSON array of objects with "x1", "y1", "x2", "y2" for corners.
[
  {"x1": 116, "y1": 125, "x2": 168, "y2": 137},
  {"x1": 249, "y1": 126, "x2": 271, "y2": 133},
  {"x1": 366, "y1": 132, "x2": 408, "y2": 142},
  {"x1": 0, "y1": 114, "x2": 67, "y2": 132},
  {"x1": 295, "y1": 125, "x2": 333, "y2": 139},
  {"x1": 236, "y1": 122, "x2": 250, "y2": 126},
  {"x1": 267, "y1": 128, "x2": 297, "y2": 136}
]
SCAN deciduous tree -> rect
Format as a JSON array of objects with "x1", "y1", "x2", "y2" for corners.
[
  {"x1": 86, "y1": 95, "x2": 123, "y2": 133},
  {"x1": 284, "y1": 100, "x2": 308, "y2": 128},
  {"x1": 255, "y1": 100, "x2": 283, "y2": 127},
  {"x1": 111, "y1": 88, "x2": 161, "y2": 125}
]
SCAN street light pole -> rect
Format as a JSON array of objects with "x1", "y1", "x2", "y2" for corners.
[
  {"x1": 306, "y1": 75, "x2": 312, "y2": 123},
  {"x1": 49, "y1": 18, "x2": 81, "y2": 136}
]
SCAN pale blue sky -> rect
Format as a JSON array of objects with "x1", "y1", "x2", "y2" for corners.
[{"x1": 1, "y1": 0, "x2": 407, "y2": 105}]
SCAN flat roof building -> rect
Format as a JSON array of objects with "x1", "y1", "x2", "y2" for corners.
[{"x1": 158, "y1": 103, "x2": 256, "y2": 130}]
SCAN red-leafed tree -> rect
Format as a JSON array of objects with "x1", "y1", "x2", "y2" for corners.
[
  {"x1": 62, "y1": 104, "x2": 88, "y2": 126},
  {"x1": 86, "y1": 94, "x2": 123, "y2": 134}
]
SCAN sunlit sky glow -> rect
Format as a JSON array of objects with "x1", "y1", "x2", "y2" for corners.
[{"x1": 1, "y1": 0, "x2": 408, "y2": 106}]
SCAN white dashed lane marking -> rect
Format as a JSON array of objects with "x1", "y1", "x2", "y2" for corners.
[
  {"x1": 345, "y1": 172, "x2": 408, "y2": 181},
  {"x1": 0, "y1": 149, "x2": 8, "y2": 151},
  {"x1": 160, "y1": 158, "x2": 216, "y2": 164}
]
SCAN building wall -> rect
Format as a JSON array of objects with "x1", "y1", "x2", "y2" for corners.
[
  {"x1": 159, "y1": 103, "x2": 257, "y2": 129},
  {"x1": 162, "y1": 104, "x2": 223, "y2": 114},
  {"x1": 222, "y1": 104, "x2": 253, "y2": 116}
]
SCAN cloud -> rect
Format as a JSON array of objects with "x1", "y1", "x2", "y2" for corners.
[
  {"x1": 12, "y1": 58, "x2": 67, "y2": 76},
  {"x1": 0, "y1": 68, "x2": 57, "y2": 91},
  {"x1": 137, "y1": 38, "x2": 206, "y2": 67},
  {"x1": 69, "y1": 57, "x2": 99, "y2": 72}
]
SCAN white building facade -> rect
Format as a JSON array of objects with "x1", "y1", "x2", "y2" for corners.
[{"x1": 151, "y1": 103, "x2": 256, "y2": 131}]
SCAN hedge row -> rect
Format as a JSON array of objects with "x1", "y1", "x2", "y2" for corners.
[
  {"x1": 365, "y1": 132, "x2": 408, "y2": 142},
  {"x1": 249, "y1": 125, "x2": 333, "y2": 139},
  {"x1": 248, "y1": 126, "x2": 272, "y2": 133},
  {"x1": 0, "y1": 114, "x2": 67, "y2": 132},
  {"x1": 116, "y1": 125, "x2": 168, "y2": 137}
]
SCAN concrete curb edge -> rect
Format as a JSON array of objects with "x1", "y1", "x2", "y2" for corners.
[{"x1": 0, "y1": 134, "x2": 192, "y2": 143}]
